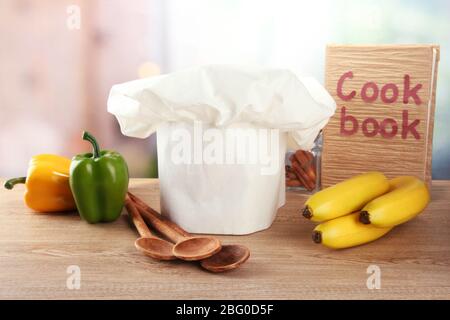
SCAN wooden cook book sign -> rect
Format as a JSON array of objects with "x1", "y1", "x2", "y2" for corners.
[{"x1": 322, "y1": 45, "x2": 440, "y2": 188}]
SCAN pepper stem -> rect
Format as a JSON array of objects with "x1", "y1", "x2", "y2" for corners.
[
  {"x1": 4, "y1": 177, "x2": 26, "y2": 190},
  {"x1": 83, "y1": 131, "x2": 101, "y2": 158}
]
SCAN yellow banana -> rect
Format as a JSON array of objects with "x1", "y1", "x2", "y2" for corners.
[
  {"x1": 303, "y1": 172, "x2": 389, "y2": 222},
  {"x1": 359, "y1": 176, "x2": 430, "y2": 228},
  {"x1": 312, "y1": 212, "x2": 393, "y2": 249}
]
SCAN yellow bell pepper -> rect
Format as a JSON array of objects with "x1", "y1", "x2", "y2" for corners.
[{"x1": 4, "y1": 154, "x2": 76, "y2": 212}]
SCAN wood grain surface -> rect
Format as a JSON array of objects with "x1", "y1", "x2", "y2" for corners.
[
  {"x1": 323, "y1": 45, "x2": 440, "y2": 188},
  {"x1": 1, "y1": 179, "x2": 449, "y2": 300}
]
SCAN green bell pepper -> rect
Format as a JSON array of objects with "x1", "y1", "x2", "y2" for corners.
[{"x1": 70, "y1": 131, "x2": 129, "y2": 223}]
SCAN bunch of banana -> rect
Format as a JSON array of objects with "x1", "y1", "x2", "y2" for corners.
[{"x1": 303, "y1": 173, "x2": 430, "y2": 249}]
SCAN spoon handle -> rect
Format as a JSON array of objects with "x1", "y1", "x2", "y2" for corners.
[
  {"x1": 124, "y1": 197, "x2": 153, "y2": 238},
  {"x1": 130, "y1": 200, "x2": 186, "y2": 243},
  {"x1": 128, "y1": 192, "x2": 190, "y2": 237}
]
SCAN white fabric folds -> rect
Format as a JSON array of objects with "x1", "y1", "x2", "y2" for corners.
[{"x1": 108, "y1": 65, "x2": 335, "y2": 234}]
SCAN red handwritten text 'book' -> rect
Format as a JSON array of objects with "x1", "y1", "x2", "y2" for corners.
[{"x1": 322, "y1": 45, "x2": 440, "y2": 188}]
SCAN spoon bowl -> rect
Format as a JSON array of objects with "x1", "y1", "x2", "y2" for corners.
[
  {"x1": 200, "y1": 245, "x2": 250, "y2": 273},
  {"x1": 128, "y1": 192, "x2": 250, "y2": 271},
  {"x1": 135, "y1": 237, "x2": 177, "y2": 261},
  {"x1": 173, "y1": 237, "x2": 222, "y2": 261}
]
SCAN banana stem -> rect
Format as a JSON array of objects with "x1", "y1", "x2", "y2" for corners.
[
  {"x1": 359, "y1": 211, "x2": 371, "y2": 225},
  {"x1": 302, "y1": 207, "x2": 313, "y2": 219},
  {"x1": 312, "y1": 231, "x2": 322, "y2": 244}
]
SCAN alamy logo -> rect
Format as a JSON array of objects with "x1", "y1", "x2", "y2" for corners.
[
  {"x1": 66, "y1": 5, "x2": 81, "y2": 30},
  {"x1": 366, "y1": 265, "x2": 381, "y2": 290},
  {"x1": 170, "y1": 121, "x2": 280, "y2": 175},
  {"x1": 66, "y1": 265, "x2": 81, "y2": 290}
]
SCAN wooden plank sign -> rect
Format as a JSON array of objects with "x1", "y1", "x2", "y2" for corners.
[{"x1": 322, "y1": 45, "x2": 440, "y2": 188}]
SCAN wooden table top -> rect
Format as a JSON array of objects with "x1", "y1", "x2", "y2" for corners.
[{"x1": 1, "y1": 179, "x2": 449, "y2": 300}]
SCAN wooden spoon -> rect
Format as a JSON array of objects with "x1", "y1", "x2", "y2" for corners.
[
  {"x1": 200, "y1": 244, "x2": 250, "y2": 273},
  {"x1": 127, "y1": 194, "x2": 221, "y2": 261},
  {"x1": 128, "y1": 192, "x2": 250, "y2": 272},
  {"x1": 124, "y1": 197, "x2": 176, "y2": 261}
]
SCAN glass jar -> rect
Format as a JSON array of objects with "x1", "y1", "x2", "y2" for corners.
[{"x1": 285, "y1": 132, "x2": 322, "y2": 193}]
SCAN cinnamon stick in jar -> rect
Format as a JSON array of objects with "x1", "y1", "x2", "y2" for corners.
[
  {"x1": 294, "y1": 150, "x2": 316, "y2": 183},
  {"x1": 285, "y1": 165, "x2": 297, "y2": 180},
  {"x1": 286, "y1": 179, "x2": 302, "y2": 187},
  {"x1": 285, "y1": 150, "x2": 317, "y2": 191},
  {"x1": 289, "y1": 155, "x2": 315, "y2": 191}
]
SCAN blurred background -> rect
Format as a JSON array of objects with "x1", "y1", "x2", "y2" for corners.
[{"x1": 0, "y1": 0, "x2": 448, "y2": 178}]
